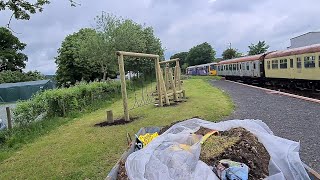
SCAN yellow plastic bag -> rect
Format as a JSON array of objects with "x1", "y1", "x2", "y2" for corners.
[{"x1": 138, "y1": 132, "x2": 159, "y2": 147}]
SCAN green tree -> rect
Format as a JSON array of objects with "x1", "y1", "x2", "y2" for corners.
[
  {"x1": 222, "y1": 48, "x2": 242, "y2": 60},
  {"x1": 170, "y1": 52, "x2": 188, "y2": 65},
  {"x1": 56, "y1": 13, "x2": 164, "y2": 86},
  {"x1": 170, "y1": 52, "x2": 188, "y2": 73},
  {"x1": 186, "y1": 42, "x2": 215, "y2": 66},
  {"x1": 248, "y1": 41, "x2": 270, "y2": 55},
  {"x1": 0, "y1": 70, "x2": 44, "y2": 83},
  {"x1": 112, "y1": 18, "x2": 164, "y2": 75},
  {"x1": 79, "y1": 14, "x2": 120, "y2": 81},
  {"x1": 0, "y1": 27, "x2": 28, "y2": 71},
  {"x1": 55, "y1": 28, "x2": 99, "y2": 86}
]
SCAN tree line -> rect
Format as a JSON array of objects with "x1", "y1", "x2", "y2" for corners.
[
  {"x1": 55, "y1": 13, "x2": 164, "y2": 87},
  {"x1": 171, "y1": 41, "x2": 270, "y2": 70}
]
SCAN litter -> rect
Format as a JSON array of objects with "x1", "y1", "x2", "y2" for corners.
[{"x1": 215, "y1": 159, "x2": 249, "y2": 180}]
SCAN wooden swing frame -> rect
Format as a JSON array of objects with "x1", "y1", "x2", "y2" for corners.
[{"x1": 116, "y1": 51, "x2": 185, "y2": 122}]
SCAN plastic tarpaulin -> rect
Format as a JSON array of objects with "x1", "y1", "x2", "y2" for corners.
[
  {"x1": 125, "y1": 118, "x2": 310, "y2": 180},
  {"x1": 0, "y1": 80, "x2": 56, "y2": 102}
]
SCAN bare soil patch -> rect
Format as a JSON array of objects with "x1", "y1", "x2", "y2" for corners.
[{"x1": 94, "y1": 117, "x2": 139, "y2": 127}]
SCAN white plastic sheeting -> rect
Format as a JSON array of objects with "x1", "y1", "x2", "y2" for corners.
[{"x1": 125, "y1": 118, "x2": 310, "y2": 180}]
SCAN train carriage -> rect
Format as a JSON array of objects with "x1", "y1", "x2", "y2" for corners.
[
  {"x1": 216, "y1": 44, "x2": 320, "y2": 91},
  {"x1": 217, "y1": 54, "x2": 266, "y2": 81},
  {"x1": 186, "y1": 62, "x2": 218, "y2": 76},
  {"x1": 264, "y1": 44, "x2": 320, "y2": 90}
]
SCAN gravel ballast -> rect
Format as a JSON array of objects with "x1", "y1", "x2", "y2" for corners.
[{"x1": 211, "y1": 80, "x2": 320, "y2": 172}]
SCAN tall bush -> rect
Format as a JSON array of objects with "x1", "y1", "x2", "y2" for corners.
[{"x1": 13, "y1": 81, "x2": 121, "y2": 126}]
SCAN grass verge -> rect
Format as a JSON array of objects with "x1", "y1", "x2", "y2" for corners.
[{"x1": 0, "y1": 77, "x2": 233, "y2": 179}]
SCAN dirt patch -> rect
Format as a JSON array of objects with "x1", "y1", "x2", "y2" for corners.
[
  {"x1": 200, "y1": 127, "x2": 270, "y2": 180},
  {"x1": 94, "y1": 117, "x2": 139, "y2": 127},
  {"x1": 117, "y1": 160, "x2": 129, "y2": 180}
]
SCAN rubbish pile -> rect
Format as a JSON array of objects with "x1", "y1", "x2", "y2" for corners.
[{"x1": 111, "y1": 118, "x2": 311, "y2": 180}]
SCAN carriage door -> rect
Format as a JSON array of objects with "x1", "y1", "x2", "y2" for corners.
[{"x1": 289, "y1": 58, "x2": 294, "y2": 79}]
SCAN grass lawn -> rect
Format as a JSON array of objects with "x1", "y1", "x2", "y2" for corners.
[{"x1": 0, "y1": 77, "x2": 233, "y2": 179}]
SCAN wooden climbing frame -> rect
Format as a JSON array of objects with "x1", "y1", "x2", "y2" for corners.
[
  {"x1": 157, "y1": 58, "x2": 186, "y2": 106},
  {"x1": 116, "y1": 51, "x2": 186, "y2": 122}
]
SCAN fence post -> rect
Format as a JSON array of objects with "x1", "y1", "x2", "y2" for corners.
[
  {"x1": 6, "y1": 107, "x2": 12, "y2": 130},
  {"x1": 107, "y1": 110, "x2": 114, "y2": 123},
  {"x1": 118, "y1": 54, "x2": 130, "y2": 122}
]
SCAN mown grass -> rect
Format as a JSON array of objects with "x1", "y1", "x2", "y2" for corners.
[{"x1": 0, "y1": 77, "x2": 233, "y2": 179}]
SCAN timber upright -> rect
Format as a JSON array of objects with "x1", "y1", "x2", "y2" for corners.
[{"x1": 116, "y1": 51, "x2": 186, "y2": 122}]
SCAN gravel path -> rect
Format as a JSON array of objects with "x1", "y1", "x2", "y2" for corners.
[
  {"x1": 0, "y1": 103, "x2": 16, "y2": 127},
  {"x1": 211, "y1": 80, "x2": 320, "y2": 172}
]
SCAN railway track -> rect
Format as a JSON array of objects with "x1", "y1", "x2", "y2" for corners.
[{"x1": 228, "y1": 79, "x2": 320, "y2": 101}]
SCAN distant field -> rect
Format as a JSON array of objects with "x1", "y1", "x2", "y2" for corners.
[{"x1": 0, "y1": 77, "x2": 233, "y2": 179}]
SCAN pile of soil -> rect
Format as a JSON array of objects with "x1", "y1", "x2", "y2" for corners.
[
  {"x1": 199, "y1": 127, "x2": 270, "y2": 180},
  {"x1": 116, "y1": 125, "x2": 270, "y2": 180}
]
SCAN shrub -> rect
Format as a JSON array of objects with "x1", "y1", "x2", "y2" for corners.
[
  {"x1": 0, "y1": 70, "x2": 45, "y2": 84},
  {"x1": 13, "y1": 81, "x2": 122, "y2": 126}
]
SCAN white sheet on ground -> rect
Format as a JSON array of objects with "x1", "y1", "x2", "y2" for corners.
[{"x1": 125, "y1": 118, "x2": 310, "y2": 180}]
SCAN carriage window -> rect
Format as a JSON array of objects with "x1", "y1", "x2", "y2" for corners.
[
  {"x1": 246, "y1": 63, "x2": 249, "y2": 70},
  {"x1": 226, "y1": 65, "x2": 228, "y2": 70},
  {"x1": 280, "y1": 59, "x2": 287, "y2": 69},
  {"x1": 237, "y1": 64, "x2": 239, "y2": 70},
  {"x1": 319, "y1": 56, "x2": 320, "y2": 67},
  {"x1": 290, "y1": 59, "x2": 293, "y2": 68},
  {"x1": 229, "y1": 64, "x2": 232, "y2": 70},
  {"x1": 210, "y1": 65, "x2": 215, "y2": 70},
  {"x1": 297, "y1": 57, "x2": 301, "y2": 68},
  {"x1": 267, "y1": 61, "x2": 270, "y2": 69},
  {"x1": 253, "y1": 63, "x2": 256, "y2": 69},
  {"x1": 233, "y1": 64, "x2": 236, "y2": 70},
  {"x1": 239, "y1": 64, "x2": 242, "y2": 70},
  {"x1": 272, "y1": 60, "x2": 278, "y2": 69},
  {"x1": 304, "y1": 56, "x2": 315, "y2": 68}
]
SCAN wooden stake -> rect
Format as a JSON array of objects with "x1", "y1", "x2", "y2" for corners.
[
  {"x1": 107, "y1": 110, "x2": 114, "y2": 123},
  {"x1": 118, "y1": 54, "x2": 130, "y2": 121},
  {"x1": 156, "y1": 57, "x2": 163, "y2": 106},
  {"x1": 165, "y1": 65, "x2": 170, "y2": 91},
  {"x1": 176, "y1": 61, "x2": 182, "y2": 91},
  {"x1": 169, "y1": 68, "x2": 178, "y2": 101},
  {"x1": 159, "y1": 68, "x2": 170, "y2": 105},
  {"x1": 6, "y1": 107, "x2": 12, "y2": 130}
]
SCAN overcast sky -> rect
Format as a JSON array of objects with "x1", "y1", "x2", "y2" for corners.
[{"x1": 1, "y1": 0, "x2": 320, "y2": 75}]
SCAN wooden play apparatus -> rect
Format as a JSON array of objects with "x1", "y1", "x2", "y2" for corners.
[{"x1": 116, "y1": 51, "x2": 186, "y2": 122}]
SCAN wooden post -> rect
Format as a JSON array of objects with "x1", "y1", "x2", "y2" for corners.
[
  {"x1": 159, "y1": 68, "x2": 170, "y2": 105},
  {"x1": 107, "y1": 110, "x2": 114, "y2": 123},
  {"x1": 176, "y1": 60, "x2": 182, "y2": 91},
  {"x1": 156, "y1": 57, "x2": 163, "y2": 106},
  {"x1": 118, "y1": 54, "x2": 130, "y2": 121},
  {"x1": 165, "y1": 65, "x2": 170, "y2": 90},
  {"x1": 169, "y1": 68, "x2": 178, "y2": 101},
  {"x1": 6, "y1": 107, "x2": 12, "y2": 130}
]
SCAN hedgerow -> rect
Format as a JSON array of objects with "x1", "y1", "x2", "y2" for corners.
[{"x1": 13, "y1": 81, "x2": 122, "y2": 126}]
